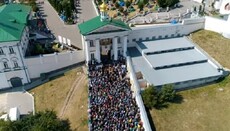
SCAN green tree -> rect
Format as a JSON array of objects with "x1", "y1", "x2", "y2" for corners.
[
  {"x1": 125, "y1": 0, "x2": 131, "y2": 8},
  {"x1": 34, "y1": 44, "x2": 44, "y2": 55},
  {"x1": 112, "y1": 0, "x2": 116, "y2": 4},
  {"x1": 0, "y1": 110, "x2": 71, "y2": 131},
  {"x1": 138, "y1": 2, "x2": 144, "y2": 11},
  {"x1": 157, "y1": 0, "x2": 178, "y2": 7},
  {"x1": 115, "y1": 2, "x2": 120, "y2": 8},
  {"x1": 166, "y1": 0, "x2": 179, "y2": 7},
  {"x1": 142, "y1": 85, "x2": 158, "y2": 109},
  {"x1": 160, "y1": 84, "x2": 176, "y2": 102}
]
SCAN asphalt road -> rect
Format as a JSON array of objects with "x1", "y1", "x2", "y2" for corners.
[{"x1": 37, "y1": 0, "x2": 97, "y2": 49}]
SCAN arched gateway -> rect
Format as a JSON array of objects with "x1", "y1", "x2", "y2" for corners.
[{"x1": 78, "y1": 2, "x2": 131, "y2": 64}]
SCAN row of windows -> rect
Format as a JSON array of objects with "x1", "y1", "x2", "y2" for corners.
[
  {"x1": 2, "y1": 61, "x2": 19, "y2": 69},
  {"x1": 132, "y1": 34, "x2": 183, "y2": 42},
  {"x1": 155, "y1": 60, "x2": 207, "y2": 70},
  {"x1": 0, "y1": 46, "x2": 15, "y2": 55},
  {"x1": 146, "y1": 47, "x2": 194, "y2": 55}
]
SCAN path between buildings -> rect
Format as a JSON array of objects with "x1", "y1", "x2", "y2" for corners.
[
  {"x1": 59, "y1": 74, "x2": 87, "y2": 118},
  {"x1": 36, "y1": 0, "x2": 97, "y2": 49}
]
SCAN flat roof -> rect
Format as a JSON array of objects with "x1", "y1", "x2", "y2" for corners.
[
  {"x1": 137, "y1": 37, "x2": 194, "y2": 53},
  {"x1": 144, "y1": 49, "x2": 207, "y2": 68},
  {"x1": 128, "y1": 47, "x2": 222, "y2": 86}
]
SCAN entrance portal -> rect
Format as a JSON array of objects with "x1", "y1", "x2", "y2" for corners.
[
  {"x1": 100, "y1": 38, "x2": 112, "y2": 63},
  {"x1": 10, "y1": 77, "x2": 23, "y2": 87}
]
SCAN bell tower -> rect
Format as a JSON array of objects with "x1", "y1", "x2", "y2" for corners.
[{"x1": 99, "y1": 1, "x2": 109, "y2": 21}]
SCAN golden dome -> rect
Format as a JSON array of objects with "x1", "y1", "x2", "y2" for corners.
[{"x1": 100, "y1": 2, "x2": 107, "y2": 12}]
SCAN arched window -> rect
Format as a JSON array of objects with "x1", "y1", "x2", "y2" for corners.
[
  {"x1": 1, "y1": 58, "x2": 9, "y2": 69},
  {"x1": 11, "y1": 57, "x2": 19, "y2": 68}
]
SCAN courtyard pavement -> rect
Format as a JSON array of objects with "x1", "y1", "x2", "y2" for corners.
[
  {"x1": 0, "y1": 90, "x2": 34, "y2": 115},
  {"x1": 36, "y1": 0, "x2": 97, "y2": 49}
]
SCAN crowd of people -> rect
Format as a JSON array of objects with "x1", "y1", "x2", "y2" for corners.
[{"x1": 88, "y1": 60, "x2": 144, "y2": 131}]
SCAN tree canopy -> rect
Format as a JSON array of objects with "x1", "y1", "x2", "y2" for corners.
[
  {"x1": 142, "y1": 84, "x2": 176, "y2": 109},
  {"x1": 0, "y1": 110, "x2": 70, "y2": 131},
  {"x1": 157, "y1": 0, "x2": 179, "y2": 8}
]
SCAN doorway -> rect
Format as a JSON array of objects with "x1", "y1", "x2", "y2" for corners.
[{"x1": 10, "y1": 77, "x2": 23, "y2": 87}]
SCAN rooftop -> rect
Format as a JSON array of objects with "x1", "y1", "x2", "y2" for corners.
[
  {"x1": 0, "y1": 4, "x2": 31, "y2": 42},
  {"x1": 129, "y1": 37, "x2": 223, "y2": 87},
  {"x1": 78, "y1": 16, "x2": 131, "y2": 36},
  {"x1": 137, "y1": 37, "x2": 194, "y2": 54}
]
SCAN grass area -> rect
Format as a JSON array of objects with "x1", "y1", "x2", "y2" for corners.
[
  {"x1": 29, "y1": 67, "x2": 88, "y2": 130},
  {"x1": 63, "y1": 82, "x2": 88, "y2": 130},
  {"x1": 151, "y1": 77, "x2": 230, "y2": 131},
  {"x1": 191, "y1": 30, "x2": 230, "y2": 69},
  {"x1": 150, "y1": 30, "x2": 230, "y2": 131}
]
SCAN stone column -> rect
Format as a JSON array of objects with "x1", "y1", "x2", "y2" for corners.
[
  {"x1": 123, "y1": 36, "x2": 128, "y2": 57},
  {"x1": 112, "y1": 37, "x2": 118, "y2": 61},
  {"x1": 85, "y1": 40, "x2": 90, "y2": 64},
  {"x1": 95, "y1": 39, "x2": 101, "y2": 63}
]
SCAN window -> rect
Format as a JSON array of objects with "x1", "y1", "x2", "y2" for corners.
[
  {"x1": 0, "y1": 47, "x2": 4, "y2": 55},
  {"x1": 132, "y1": 39, "x2": 136, "y2": 42},
  {"x1": 13, "y1": 61, "x2": 19, "y2": 68},
  {"x1": 3, "y1": 62, "x2": 9, "y2": 69},
  {"x1": 9, "y1": 46, "x2": 14, "y2": 54},
  {"x1": 91, "y1": 53, "x2": 95, "y2": 60},
  {"x1": 89, "y1": 40, "x2": 94, "y2": 47}
]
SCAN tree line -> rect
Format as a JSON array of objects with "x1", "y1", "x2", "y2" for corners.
[{"x1": 0, "y1": 110, "x2": 70, "y2": 131}]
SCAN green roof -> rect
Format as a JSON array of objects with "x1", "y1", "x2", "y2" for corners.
[
  {"x1": 78, "y1": 16, "x2": 131, "y2": 36},
  {"x1": 0, "y1": 4, "x2": 31, "y2": 42}
]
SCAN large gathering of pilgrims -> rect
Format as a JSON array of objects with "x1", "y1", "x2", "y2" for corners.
[{"x1": 88, "y1": 58, "x2": 144, "y2": 130}]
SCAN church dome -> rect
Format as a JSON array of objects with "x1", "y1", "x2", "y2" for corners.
[{"x1": 100, "y1": 2, "x2": 107, "y2": 12}]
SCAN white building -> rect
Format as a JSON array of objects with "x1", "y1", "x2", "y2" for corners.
[
  {"x1": 0, "y1": 4, "x2": 32, "y2": 89},
  {"x1": 78, "y1": 2, "x2": 227, "y2": 89},
  {"x1": 78, "y1": 3, "x2": 130, "y2": 64}
]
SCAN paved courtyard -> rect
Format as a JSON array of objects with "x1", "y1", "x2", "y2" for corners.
[
  {"x1": 36, "y1": 0, "x2": 97, "y2": 49},
  {"x1": 0, "y1": 91, "x2": 34, "y2": 115}
]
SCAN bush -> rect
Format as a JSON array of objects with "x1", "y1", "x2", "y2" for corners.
[
  {"x1": 142, "y1": 84, "x2": 177, "y2": 109},
  {"x1": 142, "y1": 85, "x2": 158, "y2": 109}
]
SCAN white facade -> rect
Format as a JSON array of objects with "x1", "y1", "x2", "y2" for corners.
[
  {"x1": 82, "y1": 25, "x2": 129, "y2": 64},
  {"x1": 0, "y1": 27, "x2": 31, "y2": 89}
]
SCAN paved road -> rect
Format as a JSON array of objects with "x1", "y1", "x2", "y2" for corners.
[
  {"x1": 37, "y1": 0, "x2": 97, "y2": 49},
  {"x1": 0, "y1": 91, "x2": 33, "y2": 115}
]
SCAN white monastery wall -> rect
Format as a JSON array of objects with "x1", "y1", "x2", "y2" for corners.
[
  {"x1": 127, "y1": 55, "x2": 152, "y2": 131},
  {"x1": 25, "y1": 51, "x2": 85, "y2": 78},
  {"x1": 204, "y1": 16, "x2": 230, "y2": 39},
  {"x1": 128, "y1": 18, "x2": 205, "y2": 47}
]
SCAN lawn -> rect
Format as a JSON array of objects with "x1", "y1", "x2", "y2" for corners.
[
  {"x1": 150, "y1": 30, "x2": 230, "y2": 131},
  {"x1": 29, "y1": 67, "x2": 88, "y2": 131},
  {"x1": 191, "y1": 30, "x2": 230, "y2": 69}
]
